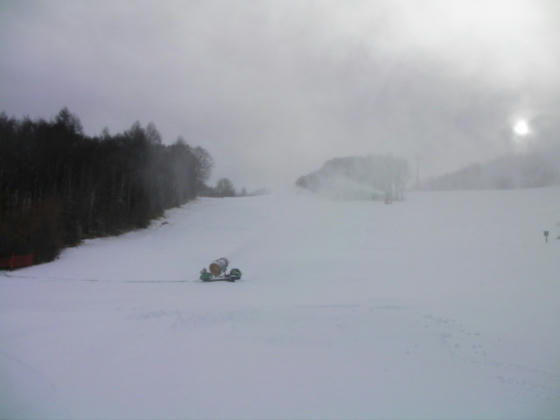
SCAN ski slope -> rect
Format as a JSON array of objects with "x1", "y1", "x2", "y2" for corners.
[{"x1": 1, "y1": 187, "x2": 560, "y2": 419}]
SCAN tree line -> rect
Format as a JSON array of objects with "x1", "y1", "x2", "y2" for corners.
[
  {"x1": 0, "y1": 108, "x2": 214, "y2": 264},
  {"x1": 296, "y1": 155, "x2": 410, "y2": 201}
]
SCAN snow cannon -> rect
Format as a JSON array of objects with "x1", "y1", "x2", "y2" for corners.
[
  {"x1": 209, "y1": 257, "x2": 229, "y2": 276},
  {"x1": 200, "y1": 257, "x2": 242, "y2": 282}
]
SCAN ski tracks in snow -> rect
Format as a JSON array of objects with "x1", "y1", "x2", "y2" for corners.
[
  {"x1": 126, "y1": 295, "x2": 560, "y2": 409},
  {"x1": 419, "y1": 312, "x2": 560, "y2": 405}
]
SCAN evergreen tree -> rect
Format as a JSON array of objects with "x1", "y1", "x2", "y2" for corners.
[{"x1": 0, "y1": 108, "x2": 214, "y2": 264}]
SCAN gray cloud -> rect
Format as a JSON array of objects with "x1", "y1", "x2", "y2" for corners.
[{"x1": 1, "y1": 0, "x2": 559, "y2": 188}]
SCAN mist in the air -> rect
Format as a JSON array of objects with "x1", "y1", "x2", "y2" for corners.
[{"x1": 1, "y1": 0, "x2": 559, "y2": 189}]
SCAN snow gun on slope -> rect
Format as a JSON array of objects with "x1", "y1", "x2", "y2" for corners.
[{"x1": 200, "y1": 258, "x2": 242, "y2": 282}]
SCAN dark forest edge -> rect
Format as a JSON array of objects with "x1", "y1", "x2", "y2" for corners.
[{"x1": 0, "y1": 108, "x2": 235, "y2": 266}]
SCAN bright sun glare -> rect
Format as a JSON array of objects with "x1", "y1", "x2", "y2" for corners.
[{"x1": 514, "y1": 120, "x2": 530, "y2": 136}]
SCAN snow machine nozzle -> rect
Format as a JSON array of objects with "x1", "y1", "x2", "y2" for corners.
[
  {"x1": 209, "y1": 257, "x2": 228, "y2": 276},
  {"x1": 201, "y1": 258, "x2": 242, "y2": 282}
]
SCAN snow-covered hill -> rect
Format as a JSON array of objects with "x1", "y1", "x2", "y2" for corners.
[
  {"x1": 423, "y1": 152, "x2": 560, "y2": 190},
  {"x1": 296, "y1": 155, "x2": 409, "y2": 200},
  {"x1": 1, "y1": 188, "x2": 560, "y2": 419}
]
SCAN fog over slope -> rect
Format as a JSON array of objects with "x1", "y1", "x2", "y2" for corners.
[
  {"x1": 1, "y1": 1, "x2": 559, "y2": 188},
  {"x1": 296, "y1": 155, "x2": 409, "y2": 200},
  {"x1": 424, "y1": 146, "x2": 560, "y2": 190}
]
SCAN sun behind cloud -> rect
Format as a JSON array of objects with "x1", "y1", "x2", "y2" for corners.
[{"x1": 513, "y1": 119, "x2": 530, "y2": 136}]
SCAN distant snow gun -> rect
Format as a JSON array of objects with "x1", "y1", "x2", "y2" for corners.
[{"x1": 200, "y1": 258, "x2": 242, "y2": 282}]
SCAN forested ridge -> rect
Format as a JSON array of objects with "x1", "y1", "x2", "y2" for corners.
[
  {"x1": 296, "y1": 155, "x2": 410, "y2": 201},
  {"x1": 0, "y1": 108, "x2": 213, "y2": 264}
]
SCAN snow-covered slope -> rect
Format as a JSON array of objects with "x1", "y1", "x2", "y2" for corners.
[{"x1": 1, "y1": 188, "x2": 560, "y2": 419}]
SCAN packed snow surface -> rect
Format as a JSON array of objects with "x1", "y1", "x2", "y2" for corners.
[{"x1": 1, "y1": 187, "x2": 560, "y2": 419}]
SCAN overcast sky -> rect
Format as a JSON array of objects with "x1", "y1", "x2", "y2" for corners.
[{"x1": 1, "y1": 0, "x2": 559, "y2": 189}]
